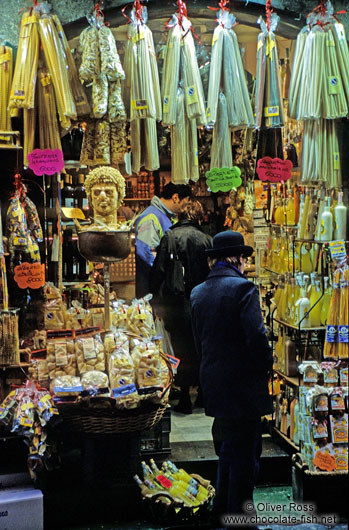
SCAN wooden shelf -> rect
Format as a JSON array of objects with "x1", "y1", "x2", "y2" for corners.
[
  {"x1": 274, "y1": 369, "x2": 299, "y2": 387},
  {"x1": 0, "y1": 144, "x2": 22, "y2": 150},
  {"x1": 124, "y1": 197, "x2": 152, "y2": 201},
  {"x1": 1, "y1": 363, "x2": 30, "y2": 369},
  {"x1": 273, "y1": 426, "x2": 299, "y2": 451},
  {"x1": 274, "y1": 317, "x2": 326, "y2": 332}
]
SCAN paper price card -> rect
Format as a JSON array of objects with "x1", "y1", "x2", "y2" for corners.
[
  {"x1": 256, "y1": 157, "x2": 293, "y2": 183},
  {"x1": 27, "y1": 148, "x2": 64, "y2": 176},
  {"x1": 14, "y1": 262, "x2": 45, "y2": 289},
  {"x1": 329, "y1": 240, "x2": 346, "y2": 261},
  {"x1": 313, "y1": 451, "x2": 336, "y2": 471},
  {"x1": 206, "y1": 166, "x2": 242, "y2": 193}
]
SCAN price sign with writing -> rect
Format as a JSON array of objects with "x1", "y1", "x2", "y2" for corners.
[
  {"x1": 14, "y1": 262, "x2": 45, "y2": 289},
  {"x1": 27, "y1": 148, "x2": 64, "y2": 176},
  {"x1": 313, "y1": 451, "x2": 336, "y2": 472},
  {"x1": 256, "y1": 157, "x2": 293, "y2": 183},
  {"x1": 206, "y1": 166, "x2": 242, "y2": 193}
]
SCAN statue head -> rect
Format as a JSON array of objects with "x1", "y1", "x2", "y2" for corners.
[{"x1": 85, "y1": 166, "x2": 125, "y2": 221}]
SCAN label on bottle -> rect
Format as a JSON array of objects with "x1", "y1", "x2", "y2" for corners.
[
  {"x1": 326, "y1": 324, "x2": 338, "y2": 343},
  {"x1": 82, "y1": 198, "x2": 88, "y2": 209},
  {"x1": 156, "y1": 475, "x2": 172, "y2": 489},
  {"x1": 338, "y1": 325, "x2": 349, "y2": 343}
]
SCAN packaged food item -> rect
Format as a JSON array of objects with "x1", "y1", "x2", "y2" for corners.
[
  {"x1": 51, "y1": 375, "x2": 83, "y2": 396},
  {"x1": 64, "y1": 301, "x2": 91, "y2": 330},
  {"x1": 330, "y1": 414, "x2": 348, "y2": 444},
  {"x1": 89, "y1": 306, "x2": 105, "y2": 329},
  {"x1": 44, "y1": 283, "x2": 65, "y2": 330},
  {"x1": 132, "y1": 339, "x2": 163, "y2": 398},
  {"x1": 81, "y1": 370, "x2": 109, "y2": 396},
  {"x1": 46, "y1": 330, "x2": 77, "y2": 379},
  {"x1": 333, "y1": 445, "x2": 348, "y2": 471},
  {"x1": 109, "y1": 347, "x2": 139, "y2": 409},
  {"x1": 126, "y1": 296, "x2": 156, "y2": 338},
  {"x1": 75, "y1": 327, "x2": 105, "y2": 374},
  {"x1": 28, "y1": 359, "x2": 49, "y2": 389},
  {"x1": 111, "y1": 300, "x2": 129, "y2": 330}
]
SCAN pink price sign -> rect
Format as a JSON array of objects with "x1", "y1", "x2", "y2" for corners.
[
  {"x1": 256, "y1": 157, "x2": 293, "y2": 183},
  {"x1": 27, "y1": 148, "x2": 64, "y2": 176}
]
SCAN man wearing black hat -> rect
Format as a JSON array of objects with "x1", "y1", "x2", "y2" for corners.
[{"x1": 190, "y1": 231, "x2": 273, "y2": 528}]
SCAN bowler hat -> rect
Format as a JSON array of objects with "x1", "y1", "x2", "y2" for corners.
[{"x1": 205, "y1": 231, "x2": 253, "y2": 258}]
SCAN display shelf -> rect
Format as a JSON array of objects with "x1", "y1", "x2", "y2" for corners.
[
  {"x1": 274, "y1": 317, "x2": 326, "y2": 332},
  {"x1": 274, "y1": 369, "x2": 299, "y2": 387},
  {"x1": 273, "y1": 426, "x2": 299, "y2": 451},
  {"x1": 1, "y1": 363, "x2": 31, "y2": 370},
  {"x1": 64, "y1": 161, "x2": 87, "y2": 169},
  {"x1": 124, "y1": 197, "x2": 152, "y2": 201},
  {"x1": 0, "y1": 144, "x2": 23, "y2": 150}
]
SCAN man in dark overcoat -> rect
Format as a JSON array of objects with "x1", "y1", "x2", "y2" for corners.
[{"x1": 190, "y1": 231, "x2": 273, "y2": 527}]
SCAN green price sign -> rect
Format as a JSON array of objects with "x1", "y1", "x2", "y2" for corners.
[{"x1": 205, "y1": 166, "x2": 242, "y2": 193}]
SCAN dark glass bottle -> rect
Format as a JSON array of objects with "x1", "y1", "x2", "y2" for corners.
[
  {"x1": 62, "y1": 174, "x2": 74, "y2": 208},
  {"x1": 74, "y1": 174, "x2": 88, "y2": 212},
  {"x1": 62, "y1": 228, "x2": 76, "y2": 282}
]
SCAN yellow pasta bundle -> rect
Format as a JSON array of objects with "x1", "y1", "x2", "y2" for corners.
[
  {"x1": 9, "y1": 11, "x2": 39, "y2": 109},
  {"x1": 37, "y1": 65, "x2": 62, "y2": 153},
  {"x1": 52, "y1": 15, "x2": 90, "y2": 117},
  {"x1": 0, "y1": 46, "x2": 13, "y2": 132},
  {"x1": 38, "y1": 16, "x2": 76, "y2": 128},
  {"x1": 210, "y1": 92, "x2": 232, "y2": 169}
]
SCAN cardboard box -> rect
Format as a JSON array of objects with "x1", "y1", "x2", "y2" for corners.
[{"x1": 0, "y1": 486, "x2": 43, "y2": 530}]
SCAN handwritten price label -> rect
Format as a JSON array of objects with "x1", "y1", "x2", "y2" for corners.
[
  {"x1": 256, "y1": 157, "x2": 293, "y2": 183},
  {"x1": 206, "y1": 166, "x2": 242, "y2": 193},
  {"x1": 313, "y1": 451, "x2": 336, "y2": 472},
  {"x1": 14, "y1": 262, "x2": 45, "y2": 289},
  {"x1": 27, "y1": 148, "x2": 64, "y2": 176}
]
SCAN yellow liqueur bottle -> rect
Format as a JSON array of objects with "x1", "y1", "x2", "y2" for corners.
[
  {"x1": 286, "y1": 192, "x2": 296, "y2": 226},
  {"x1": 309, "y1": 278, "x2": 322, "y2": 328}
]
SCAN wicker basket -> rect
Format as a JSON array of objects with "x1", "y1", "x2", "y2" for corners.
[{"x1": 56, "y1": 399, "x2": 168, "y2": 435}]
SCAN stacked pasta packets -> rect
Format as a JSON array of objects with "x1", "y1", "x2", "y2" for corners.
[
  {"x1": 8, "y1": 8, "x2": 89, "y2": 164},
  {"x1": 288, "y1": 2, "x2": 349, "y2": 187},
  {"x1": 78, "y1": 14, "x2": 127, "y2": 167},
  {"x1": 207, "y1": 9, "x2": 254, "y2": 168},
  {"x1": 255, "y1": 13, "x2": 285, "y2": 129},
  {"x1": 123, "y1": 6, "x2": 161, "y2": 173},
  {"x1": 161, "y1": 7, "x2": 205, "y2": 183}
]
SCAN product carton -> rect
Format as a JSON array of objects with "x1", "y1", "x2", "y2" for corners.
[{"x1": 0, "y1": 486, "x2": 43, "y2": 530}]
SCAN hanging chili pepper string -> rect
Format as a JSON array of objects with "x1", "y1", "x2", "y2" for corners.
[{"x1": 265, "y1": 0, "x2": 273, "y2": 31}]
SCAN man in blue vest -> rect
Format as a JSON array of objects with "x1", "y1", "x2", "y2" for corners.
[{"x1": 135, "y1": 183, "x2": 192, "y2": 298}]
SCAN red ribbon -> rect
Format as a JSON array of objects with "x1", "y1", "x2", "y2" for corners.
[{"x1": 265, "y1": 0, "x2": 273, "y2": 32}]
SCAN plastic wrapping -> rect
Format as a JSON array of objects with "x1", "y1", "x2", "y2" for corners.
[
  {"x1": 301, "y1": 119, "x2": 342, "y2": 187},
  {"x1": 37, "y1": 67, "x2": 62, "y2": 152},
  {"x1": 130, "y1": 118, "x2": 159, "y2": 173},
  {"x1": 161, "y1": 23, "x2": 181, "y2": 125},
  {"x1": 80, "y1": 119, "x2": 95, "y2": 166},
  {"x1": 98, "y1": 25, "x2": 125, "y2": 81},
  {"x1": 207, "y1": 11, "x2": 253, "y2": 129},
  {"x1": 126, "y1": 20, "x2": 161, "y2": 121},
  {"x1": 6, "y1": 194, "x2": 42, "y2": 264},
  {"x1": 110, "y1": 121, "x2": 127, "y2": 168},
  {"x1": 289, "y1": 14, "x2": 349, "y2": 119},
  {"x1": 132, "y1": 340, "x2": 163, "y2": 398},
  {"x1": 126, "y1": 296, "x2": 156, "y2": 338},
  {"x1": 109, "y1": 346, "x2": 139, "y2": 408},
  {"x1": 0, "y1": 46, "x2": 13, "y2": 131},
  {"x1": 108, "y1": 80, "x2": 126, "y2": 122},
  {"x1": 75, "y1": 328, "x2": 105, "y2": 374},
  {"x1": 81, "y1": 370, "x2": 109, "y2": 396},
  {"x1": 92, "y1": 73, "x2": 108, "y2": 118},
  {"x1": 51, "y1": 375, "x2": 83, "y2": 396},
  {"x1": 181, "y1": 30, "x2": 206, "y2": 124},
  {"x1": 9, "y1": 12, "x2": 39, "y2": 109},
  {"x1": 23, "y1": 108, "x2": 36, "y2": 167},
  {"x1": 210, "y1": 92, "x2": 232, "y2": 169},
  {"x1": 28, "y1": 359, "x2": 49, "y2": 389},
  {"x1": 94, "y1": 119, "x2": 110, "y2": 165},
  {"x1": 52, "y1": 14, "x2": 90, "y2": 117},
  {"x1": 38, "y1": 16, "x2": 77, "y2": 127},
  {"x1": 255, "y1": 15, "x2": 285, "y2": 128},
  {"x1": 46, "y1": 330, "x2": 77, "y2": 379},
  {"x1": 79, "y1": 26, "x2": 99, "y2": 83}
]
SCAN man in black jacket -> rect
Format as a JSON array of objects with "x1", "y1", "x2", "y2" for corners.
[{"x1": 190, "y1": 231, "x2": 273, "y2": 527}]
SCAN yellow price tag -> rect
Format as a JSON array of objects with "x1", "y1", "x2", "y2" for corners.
[
  {"x1": 264, "y1": 105, "x2": 279, "y2": 117},
  {"x1": 131, "y1": 99, "x2": 148, "y2": 110},
  {"x1": 132, "y1": 31, "x2": 145, "y2": 43},
  {"x1": 40, "y1": 74, "x2": 51, "y2": 87},
  {"x1": 185, "y1": 85, "x2": 198, "y2": 105},
  {"x1": 334, "y1": 152, "x2": 340, "y2": 170}
]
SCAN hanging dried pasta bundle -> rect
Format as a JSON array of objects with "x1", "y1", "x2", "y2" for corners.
[
  {"x1": 210, "y1": 92, "x2": 232, "y2": 169},
  {"x1": 92, "y1": 73, "x2": 108, "y2": 118},
  {"x1": 142, "y1": 118, "x2": 160, "y2": 171},
  {"x1": 207, "y1": 9, "x2": 253, "y2": 129},
  {"x1": 80, "y1": 120, "x2": 95, "y2": 166},
  {"x1": 94, "y1": 119, "x2": 111, "y2": 165},
  {"x1": 98, "y1": 25, "x2": 125, "y2": 82},
  {"x1": 38, "y1": 15, "x2": 76, "y2": 128},
  {"x1": 171, "y1": 89, "x2": 188, "y2": 183},
  {"x1": 110, "y1": 121, "x2": 127, "y2": 168},
  {"x1": 181, "y1": 29, "x2": 206, "y2": 124},
  {"x1": 37, "y1": 66, "x2": 62, "y2": 152},
  {"x1": 108, "y1": 80, "x2": 126, "y2": 123},
  {"x1": 125, "y1": 7, "x2": 161, "y2": 121},
  {"x1": 0, "y1": 46, "x2": 13, "y2": 132},
  {"x1": 52, "y1": 15, "x2": 90, "y2": 117},
  {"x1": 23, "y1": 108, "x2": 36, "y2": 166},
  {"x1": 130, "y1": 119, "x2": 141, "y2": 174},
  {"x1": 79, "y1": 26, "x2": 99, "y2": 84},
  {"x1": 301, "y1": 119, "x2": 342, "y2": 187},
  {"x1": 188, "y1": 118, "x2": 199, "y2": 182},
  {"x1": 255, "y1": 14, "x2": 285, "y2": 128},
  {"x1": 288, "y1": 3, "x2": 348, "y2": 120},
  {"x1": 161, "y1": 22, "x2": 181, "y2": 125},
  {"x1": 9, "y1": 11, "x2": 39, "y2": 109}
]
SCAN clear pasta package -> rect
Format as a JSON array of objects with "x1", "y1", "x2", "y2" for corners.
[
  {"x1": 132, "y1": 339, "x2": 163, "y2": 398},
  {"x1": 126, "y1": 296, "x2": 156, "y2": 338},
  {"x1": 51, "y1": 375, "x2": 83, "y2": 397},
  {"x1": 46, "y1": 329, "x2": 77, "y2": 379},
  {"x1": 81, "y1": 370, "x2": 109, "y2": 396},
  {"x1": 108, "y1": 347, "x2": 139, "y2": 409},
  {"x1": 75, "y1": 327, "x2": 105, "y2": 375}
]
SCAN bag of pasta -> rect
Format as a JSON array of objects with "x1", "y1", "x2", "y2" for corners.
[
  {"x1": 81, "y1": 370, "x2": 109, "y2": 397},
  {"x1": 75, "y1": 327, "x2": 105, "y2": 374},
  {"x1": 44, "y1": 283, "x2": 65, "y2": 330},
  {"x1": 111, "y1": 300, "x2": 129, "y2": 330},
  {"x1": 126, "y1": 296, "x2": 156, "y2": 338},
  {"x1": 50, "y1": 375, "x2": 83, "y2": 397},
  {"x1": 132, "y1": 339, "x2": 163, "y2": 399},
  {"x1": 104, "y1": 330, "x2": 129, "y2": 364},
  {"x1": 28, "y1": 359, "x2": 50, "y2": 390},
  {"x1": 46, "y1": 330, "x2": 77, "y2": 379},
  {"x1": 109, "y1": 346, "x2": 139, "y2": 409},
  {"x1": 64, "y1": 300, "x2": 91, "y2": 330}
]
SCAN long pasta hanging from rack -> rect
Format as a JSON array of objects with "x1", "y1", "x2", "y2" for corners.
[{"x1": 0, "y1": 46, "x2": 13, "y2": 133}]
